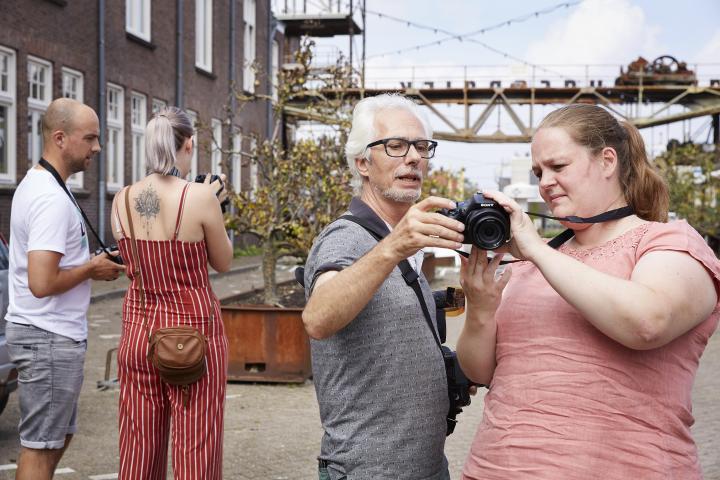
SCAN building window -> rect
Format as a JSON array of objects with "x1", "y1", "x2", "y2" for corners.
[
  {"x1": 231, "y1": 128, "x2": 241, "y2": 192},
  {"x1": 27, "y1": 56, "x2": 52, "y2": 166},
  {"x1": 151, "y1": 97, "x2": 167, "y2": 114},
  {"x1": 126, "y1": 0, "x2": 151, "y2": 41},
  {"x1": 0, "y1": 46, "x2": 16, "y2": 184},
  {"x1": 211, "y1": 118, "x2": 222, "y2": 175},
  {"x1": 195, "y1": 0, "x2": 213, "y2": 72},
  {"x1": 60, "y1": 67, "x2": 85, "y2": 187},
  {"x1": 186, "y1": 109, "x2": 198, "y2": 180},
  {"x1": 106, "y1": 83, "x2": 124, "y2": 190},
  {"x1": 61, "y1": 67, "x2": 84, "y2": 101},
  {"x1": 243, "y1": 0, "x2": 256, "y2": 92},
  {"x1": 131, "y1": 92, "x2": 146, "y2": 182},
  {"x1": 28, "y1": 56, "x2": 52, "y2": 107}
]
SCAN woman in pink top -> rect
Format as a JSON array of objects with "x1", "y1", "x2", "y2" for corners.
[{"x1": 457, "y1": 104, "x2": 720, "y2": 480}]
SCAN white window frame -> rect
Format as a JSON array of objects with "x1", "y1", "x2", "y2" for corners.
[
  {"x1": 151, "y1": 98, "x2": 167, "y2": 114},
  {"x1": 62, "y1": 67, "x2": 85, "y2": 188},
  {"x1": 27, "y1": 56, "x2": 52, "y2": 167},
  {"x1": 106, "y1": 83, "x2": 125, "y2": 191},
  {"x1": 27, "y1": 56, "x2": 52, "y2": 110},
  {"x1": 131, "y1": 92, "x2": 147, "y2": 182},
  {"x1": 186, "y1": 109, "x2": 198, "y2": 180},
  {"x1": 126, "y1": 0, "x2": 152, "y2": 42},
  {"x1": 0, "y1": 46, "x2": 17, "y2": 184},
  {"x1": 211, "y1": 118, "x2": 222, "y2": 176},
  {"x1": 231, "y1": 128, "x2": 241, "y2": 192},
  {"x1": 195, "y1": 0, "x2": 213, "y2": 72},
  {"x1": 61, "y1": 67, "x2": 84, "y2": 102},
  {"x1": 243, "y1": 0, "x2": 256, "y2": 92}
]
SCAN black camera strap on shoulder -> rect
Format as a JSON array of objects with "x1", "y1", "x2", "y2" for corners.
[
  {"x1": 339, "y1": 214, "x2": 471, "y2": 435},
  {"x1": 338, "y1": 215, "x2": 442, "y2": 347},
  {"x1": 38, "y1": 158, "x2": 113, "y2": 253}
]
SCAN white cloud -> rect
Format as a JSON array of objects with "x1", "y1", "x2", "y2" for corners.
[
  {"x1": 525, "y1": 0, "x2": 660, "y2": 65},
  {"x1": 694, "y1": 29, "x2": 720, "y2": 63}
]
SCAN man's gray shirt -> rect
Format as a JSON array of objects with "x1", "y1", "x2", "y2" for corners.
[{"x1": 304, "y1": 198, "x2": 449, "y2": 480}]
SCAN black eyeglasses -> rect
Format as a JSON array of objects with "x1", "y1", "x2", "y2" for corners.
[{"x1": 365, "y1": 137, "x2": 438, "y2": 159}]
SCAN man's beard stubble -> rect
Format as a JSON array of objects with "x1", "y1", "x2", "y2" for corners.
[
  {"x1": 371, "y1": 170, "x2": 423, "y2": 204},
  {"x1": 67, "y1": 154, "x2": 89, "y2": 175}
]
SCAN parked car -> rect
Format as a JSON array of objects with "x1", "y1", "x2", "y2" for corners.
[{"x1": 0, "y1": 232, "x2": 17, "y2": 416}]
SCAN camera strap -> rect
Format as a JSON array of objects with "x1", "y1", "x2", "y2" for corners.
[
  {"x1": 38, "y1": 158, "x2": 113, "y2": 253},
  {"x1": 455, "y1": 205, "x2": 635, "y2": 262},
  {"x1": 339, "y1": 215, "x2": 443, "y2": 349}
]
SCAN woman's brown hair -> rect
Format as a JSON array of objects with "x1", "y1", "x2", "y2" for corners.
[{"x1": 537, "y1": 104, "x2": 669, "y2": 222}]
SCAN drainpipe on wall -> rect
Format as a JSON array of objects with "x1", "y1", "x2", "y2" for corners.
[
  {"x1": 267, "y1": 10, "x2": 275, "y2": 141},
  {"x1": 227, "y1": 0, "x2": 237, "y2": 245},
  {"x1": 97, "y1": 0, "x2": 107, "y2": 242},
  {"x1": 176, "y1": 0, "x2": 184, "y2": 108},
  {"x1": 229, "y1": 0, "x2": 237, "y2": 116}
]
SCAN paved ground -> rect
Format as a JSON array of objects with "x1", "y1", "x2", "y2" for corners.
[{"x1": 0, "y1": 261, "x2": 718, "y2": 479}]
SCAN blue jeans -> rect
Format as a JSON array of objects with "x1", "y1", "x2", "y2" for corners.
[
  {"x1": 318, "y1": 462, "x2": 346, "y2": 480},
  {"x1": 6, "y1": 322, "x2": 86, "y2": 449}
]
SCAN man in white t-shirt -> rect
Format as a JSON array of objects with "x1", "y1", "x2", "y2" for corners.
[{"x1": 5, "y1": 98, "x2": 125, "y2": 480}]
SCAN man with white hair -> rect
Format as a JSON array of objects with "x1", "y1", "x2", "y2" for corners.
[{"x1": 302, "y1": 93, "x2": 465, "y2": 480}]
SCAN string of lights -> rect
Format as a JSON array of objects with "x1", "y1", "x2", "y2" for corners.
[{"x1": 365, "y1": 2, "x2": 579, "y2": 77}]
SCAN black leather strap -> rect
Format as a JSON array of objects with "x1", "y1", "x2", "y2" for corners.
[
  {"x1": 455, "y1": 206, "x2": 635, "y2": 261},
  {"x1": 338, "y1": 215, "x2": 442, "y2": 349},
  {"x1": 39, "y1": 158, "x2": 110, "y2": 252}
]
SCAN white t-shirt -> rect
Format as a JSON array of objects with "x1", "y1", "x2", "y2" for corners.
[{"x1": 5, "y1": 167, "x2": 91, "y2": 341}]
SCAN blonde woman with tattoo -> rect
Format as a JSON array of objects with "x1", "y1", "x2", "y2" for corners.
[{"x1": 110, "y1": 107, "x2": 232, "y2": 479}]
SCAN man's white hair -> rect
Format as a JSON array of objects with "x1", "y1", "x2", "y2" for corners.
[{"x1": 345, "y1": 94, "x2": 433, "y2": 187}]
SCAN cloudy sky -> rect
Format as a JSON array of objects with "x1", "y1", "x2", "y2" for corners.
[{"x1": 281, "y1": 0, "x2": 720, "y2": 190}]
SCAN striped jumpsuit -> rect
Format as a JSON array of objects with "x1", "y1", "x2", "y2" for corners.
[{"x1": 116, "y1": 184, "x2": 228, "y2": 479}]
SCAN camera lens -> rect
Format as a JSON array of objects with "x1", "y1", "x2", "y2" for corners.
[{"x1": 466, "y1": 209, "x2": 510, "y2": 250}]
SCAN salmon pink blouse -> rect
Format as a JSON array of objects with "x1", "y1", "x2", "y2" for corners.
[{"x1": 463, "y1": 221, "x2": 720, "y2": 480}]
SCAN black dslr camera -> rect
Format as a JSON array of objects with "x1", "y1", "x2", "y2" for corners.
[
  {"x1": 440, "y1": 192, "x2": 510, "y2": 250},
  {"x1": 194, "y1": 174, "x2": 230, "y2": 213},
  {"x1": 95, "y1": 244, "x2": 123, "y2": 265},
  {"x1": 433, "y1": 288, "x2": 476, "y2": 436}
]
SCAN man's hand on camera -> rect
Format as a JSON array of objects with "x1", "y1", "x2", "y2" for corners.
[
  {"x1": 382, "y1": 196, "x2": 465, "y2": 261},
  {"x1": 88, "y1": 252, "x2": 125, "y2": 281}
]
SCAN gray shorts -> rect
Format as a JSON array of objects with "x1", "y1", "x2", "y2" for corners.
[{"x1": 6, "y1": 322, "x2": 86, "y2": 449}]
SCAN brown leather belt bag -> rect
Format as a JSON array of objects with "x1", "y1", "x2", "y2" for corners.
[
  {"x1": 124, "y1": 187, "x2": 208, "y2": 406},
  {"x1": 147, "y1": 326, "x2": 207, "y2": 386}
]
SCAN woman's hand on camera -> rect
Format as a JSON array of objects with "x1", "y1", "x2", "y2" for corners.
[
  {"x1": 460, "y1": 246, "x2": 511, "y2": 317},
  {"x1": 202, "y1": 172, "x2": 228, "y2": 206},
  {"x1": 480, "y1": 190, "x2": 545, "y2": 261}
]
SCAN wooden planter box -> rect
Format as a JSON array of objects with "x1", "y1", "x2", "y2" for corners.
[
  {"x1": 220, "y1": 304, "x2": 311, "y2": 383},
  {"x1": 422, "y1": 251, "x2": 436, "y2": 283}
]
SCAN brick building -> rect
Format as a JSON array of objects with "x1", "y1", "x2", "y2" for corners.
[{"x1": 0, "y1": 0, "x2": 282, "y2": 243}]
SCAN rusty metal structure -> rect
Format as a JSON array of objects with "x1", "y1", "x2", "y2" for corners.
[
  {"x1": 222, "y1": 304, "x2": 311, "y2": 383},
  {"x1": 286, "y1": 77, "x2": 720, "y2": 144},
  {"x1": 275, "y1": 6, "x2": 720, "y2": 147},
  {"x1": 615, "y1": 55, "x2": 697, "y2": 87}
]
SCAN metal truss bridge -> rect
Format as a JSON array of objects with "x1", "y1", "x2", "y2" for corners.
[
  {"x1": 285, "y1": 63, "x2": 720, "y2": 144},
  {"x1": 287, "y1": 84, "x2": 720, "y2": 143}
]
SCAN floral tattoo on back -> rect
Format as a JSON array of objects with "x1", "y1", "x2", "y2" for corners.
[{"x1": 134, "y1": 183, "x2": 160, "y2": 236}]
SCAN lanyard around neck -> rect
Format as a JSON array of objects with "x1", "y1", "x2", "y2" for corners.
[
  {"x1": 38, "y1": 158, "x2": 111, "y2": 252},
  {"x1": 455, "y1": 205, "x2": 635, "y2": 259}
]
